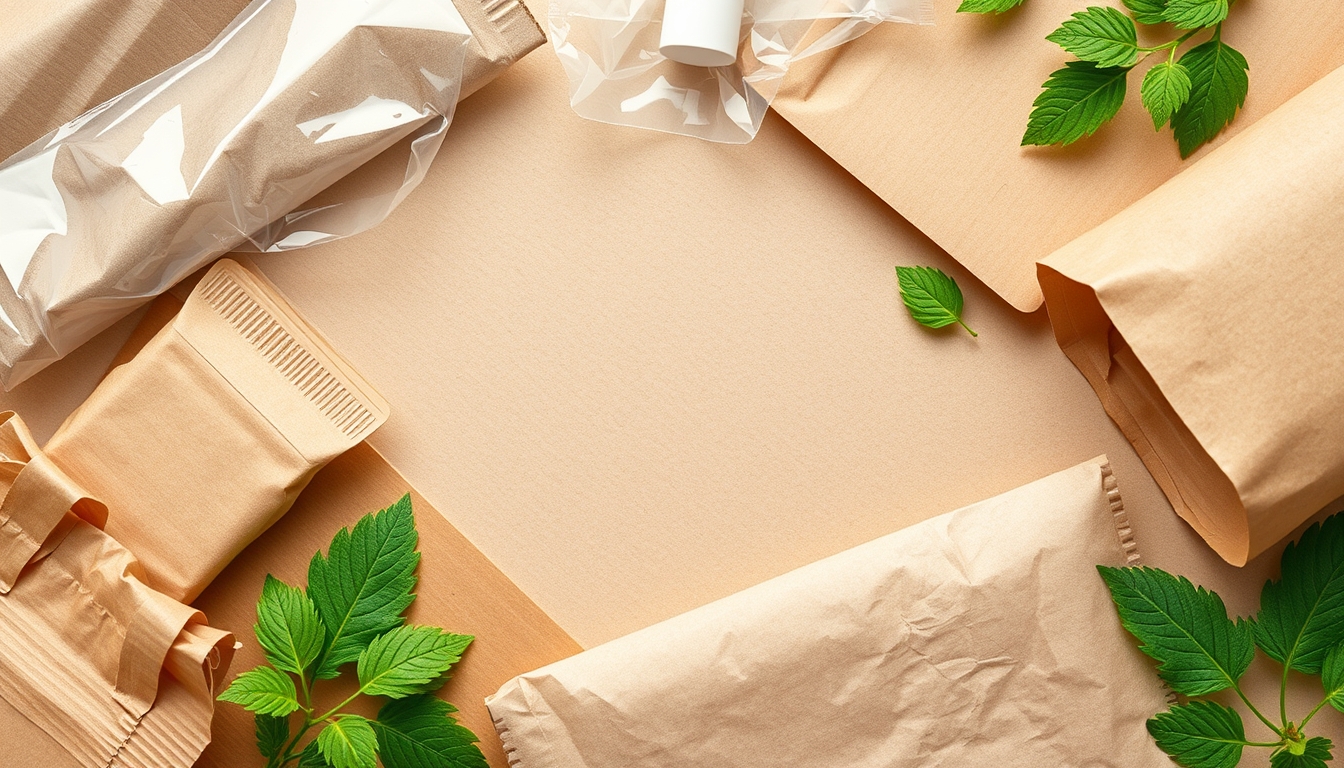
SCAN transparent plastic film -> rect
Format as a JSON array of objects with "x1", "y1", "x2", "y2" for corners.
[
  {"x1": 0, "y1": 0, "x2": 475, "y2": 389},
  {"x1": 550, "y1": 0, "x2": 933, "y2": 143}
]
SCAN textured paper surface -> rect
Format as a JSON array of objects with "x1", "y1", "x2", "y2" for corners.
[
  {"x1": 489, "y1": 459, "x2": 1172, "y2": 767},
  {"x1": 771, "y1": 0, "x2": 1344, "y2": 311},
  {"x1": 1038, "y1": 65, "x2": 1344, "y2": 566}
]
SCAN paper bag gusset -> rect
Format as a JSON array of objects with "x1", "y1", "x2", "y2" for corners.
[
  {"x1": 488, "y1": 458, "x2": 1170, "y2": 767},
  {"x1": 0, "y1": 410, "x2": 235, "y2": 767},
  {"x1": 44, "y1": 259, "x2": 389, "y2": 604},
  {"x1": 1039, "y1": 64, "x2": 1344, "y2": 567}
]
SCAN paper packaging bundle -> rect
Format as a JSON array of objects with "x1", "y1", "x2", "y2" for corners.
[
  {"x1": 0, "y1": 0, "x2": 542, "y2": 390},
  {"x1": 1037, "y1": 65, "x2": 1344, "y2": 567},
  {"x1": 488, "y1": 458, "x2": 1170, "y2": 767}
]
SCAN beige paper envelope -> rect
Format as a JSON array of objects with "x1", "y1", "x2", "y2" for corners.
[{"x1": 772, "y1": 0, "x2": 1344, "y2": 311}]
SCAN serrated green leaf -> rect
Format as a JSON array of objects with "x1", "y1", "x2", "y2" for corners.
[
  {"x1": 257, "y1": 575, "x2": 325, "y2": 676},
  {"x1": 318, "y1": 715, "x2": 379, "y2": 768},
  {"x1": 1023, "y1": 61, "x2": 1130, "y2": 147},
  {"x1": 1256, "y1": 514, "x2": 1344, "y2": 674},
  {"x1": 1147, "y1": 701, "x2": 1246, "y2": 768},
  {"x1": 358, "y1": 625, "x2": 473, "y2": 699},
  {"x1": 1322, "y1": 641, "x2": 1344, "y2": 712},
  {"x1": 217, "y1": 666, "x2": 302, "y2": 717},
  {"x1": 1124, "y1": 0, "x2": 1170, "y2": 25},
  {"x1": 373, "y1": 695, "x2": 488, "y2": 768},
  {"x1": 300, "y1": 740, "x2": 333, "y2": 768},
  {"x1": 1046, "y1": 7, "x2": 1140, "y2": 68},
  {"x1": 310, "y1": 494, "x2": 421, "y2": 679},
  {"x1": 1272, "y1": 737, "x2": 1334, "y2": 768},
  {"x1": 1163, "y1": 0, "x2": 1229, "y2": 29},
  {"x1": 956, "y1": 0, "x2": 1027, "y2": 14},
  {"x1": 1171, "y1": 39, "x2": 1249, "y2": 158},
  {"x1": 256, "y1": 714, "x2": 290, "y2": 759},
  {"x1": 1098, "y1": 566, "x2": 1254, "y2": 695},
  {"x1": 895, "y1": 266, "x2": 976, "y2": 337},
  {"x1": 1142, "y1": 61, "x2": 1193, "y2": 129}
]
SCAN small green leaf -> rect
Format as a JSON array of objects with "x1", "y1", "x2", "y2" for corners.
[
  {"x1": 217, "y1": 666, "x2": 302, "y2": 717},
  {"x1": 257, "y1": 574, "x2": 325, "y2": 676},
  {"x1": 895, "y1": 266, "x2": 976, "y2": 337},
  {"x1": 1163, "y1": 0, "x2": 1229, "y2": 29},
  {"x1": 1023, "y1": 61, "x2": 1130, "y2": 147},
  {"x1": 1271, "y1": 737, "x2": 1334, "y2": 768},
  {"x1": 1323, "y1": 641, "x2": 1344, "y2": 712},
  {"x1": 318, "y1": 715, "x2": 379, "y2": 768},
  {"x1": 1098, "y1": 566, "x2": 1254, "y2": 696},
  {"x1": 1045, "y1": 7, "x2": 1140, "y2": 68},
  {"x1": 299, "y1": 740, "x2": 333, "y2": 768},
  {"x1": 1171, "y1": 39, "x2": 1249, "y2": 158},
  {"x1": 255, "y1": 714, "x2": 290, "y2": 759},
  {"x1": 1256, "y1": 514, "x2": 1344, "y2": 674},
  {"x1": 373, "y1": 695, "x2": 488, "y2": 768},
  {"x1": 1142, "y1": 61, "x2": 1193, "y2": 129},
  {"x1": 358, "y1": 625, "x2": 473, "y2": 699},
  {"x1": 1124, "y1": 0, "x2": 1169, "y2": 25},
  {"x1": 1147, "y1": 701, "x2": 1246, "y2": 768},
  {"x1": 309, "y1": 494, "x2": 421, "y2": 679},
  {"x1": 956, "y1": 0, "x2": 1027, "y2": 14}
]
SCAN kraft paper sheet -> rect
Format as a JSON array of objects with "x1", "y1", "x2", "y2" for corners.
[
  {"x1": 1037, "y1": 64, "x2": 1344, "y2": 567},
  {"x1": 488, "y1": 458, "x2": 1172, "y2": 767},
  {"x1": 771, "y1": 0, "x2": 1344, "y2": 311}
]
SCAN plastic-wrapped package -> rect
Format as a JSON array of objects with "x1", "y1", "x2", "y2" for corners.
[
  {"x1": 0, "y1": 0, "x2": 476, "y2": 390},
  {"x1": 549, "y1": 0, "x2": 932, "y2": 143}
]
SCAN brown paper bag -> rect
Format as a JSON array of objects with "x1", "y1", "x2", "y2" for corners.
[
  {"x1": 771, "y1": 1, "x2": 1344, "y2": 311},
  {"x1": 1037, "y1": 65, "x2": 1344, "y2": 566},
  {"x1": 488, "y1": 457, "x2": 1170, "y2": 767}
]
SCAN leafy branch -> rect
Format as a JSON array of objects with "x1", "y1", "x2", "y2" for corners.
[
  {"x1": 1101, "y1": 513, "x2": 1344, "y2": 767},
  {"x1": 218, "y1": 495, "x2": 487, "y2": 768}
]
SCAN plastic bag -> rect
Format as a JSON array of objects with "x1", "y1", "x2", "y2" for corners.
[
  {"x1": 550, "y1": 0, "x2": 933, "y2": 143},
  {"x1": 0, "y1": 0, "x2": 475, "y2": 389}
]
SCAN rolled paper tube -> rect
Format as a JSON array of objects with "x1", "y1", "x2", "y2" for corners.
[{"x1": 659, "y1": 0, "x2": 745, "y2": 68}]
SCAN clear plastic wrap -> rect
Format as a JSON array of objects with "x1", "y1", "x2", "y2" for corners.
[
  {"x1": 0, "y1": 0, "x2": 475, "y2": 389},
  {"x1": 550, "y1": 0, "x2": 933, "y2": 143}
]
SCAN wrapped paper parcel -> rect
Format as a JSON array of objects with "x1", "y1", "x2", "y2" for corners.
[{"x1": 487, "y1": 458, "x2": 1171, "y2": 767}]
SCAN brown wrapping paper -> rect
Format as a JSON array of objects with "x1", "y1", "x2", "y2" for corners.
[
  {"x1": 1037, "y1": 64, "x2": 1344, "y2": 566},
  {"x1": 771, "y1": 1, "x2": 1344, "y2": 311},
  {"x1": 487, "y1": 458, "x2": 1171, "y2": 767}
]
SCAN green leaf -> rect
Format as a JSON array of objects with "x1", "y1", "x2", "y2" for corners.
[
  {"x1": 255, "y1": 714, "x2": 290, "y2": 759},
  {"x1": 1098, "y1": 566, "x2": 1254, "y2": 695},
  {"x1": 1023, "y1": 61, "x2": 1130, "y2": 147},
  {"x1": 1171, "y1": 39, "x2": 1249, "y2": 158},
  {"x1": 217, "y1": 666, "x2": 302, "y2": 717},
  {"x1": 309, "y1": 494, "x2": 421, "y2": 679},
  {"x1": 1124, "y1": 0, "x2": 1170, "y2": 25},
  {"x1": 1045, "y1": 7, "x2": 1140, "y2": 68},
  {"x1": 257, "y1": 574, "x2": 325, "y2": 676},
  {"x1": 358, "y1": 625, "x2": 473, "y2": 699},
  {"x1": 956, "y1": 0, "x2": 1027, "y2": 14},
  {"x1": 1322, "y1": 641, "x2": 1344, "y2": 712},
  {"x1": 1147, "y1": 701, "x2": 1246, "y2": 768},
  {"x1": 1142, "y1": 61, "x2": 1193, "y2": 129},
  {"x1": 318, "y1": 715, "x2": 379, "y2": 768},
  {"x1": 1163, "y1": 0, "x2": 1229, "y2": 29},
  {"x1": 373, "y1": 695, "x2": 488, "y2": 768},
  {"x1": 299, "y1": 740, "x2": 333, "y2": 768},
  {"x1": 1256, "y1": 514, "x2": 1344, "y2": 674},
  {"x1": 895, "y1": 266, "x2": 976, "y2": 337},
  {"x1": 1271, "y1": 737, "x2": 1334, "y2": 768}
]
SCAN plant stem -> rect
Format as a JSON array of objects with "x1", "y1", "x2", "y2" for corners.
[
  {"x1": 1300, "y1": 696, "x2": 1332, "y2": 730},
  {"x1": 313, "y1": 690, "x2": 363, "y2": 724},
  {"x1": 1281, "y1": 662, "x2": 1291, "y2": 730},
  {"x1": 957, "y1": 319, "x2": 978, "y2": 337},
  {"x1": 1232, "y1": 683, "x2": 1284, "y2": 737}
]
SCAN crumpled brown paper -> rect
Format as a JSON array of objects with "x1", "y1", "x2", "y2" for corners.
[
  {"x1": 1038, "y1": 64, "x2": 1344, "y2": 566},
  {"x1": 487, "y1": 457, "x2": 1170, "y2": 767}
]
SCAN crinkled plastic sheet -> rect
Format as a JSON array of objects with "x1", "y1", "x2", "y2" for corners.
[
  {"x1": 0, "y1": 0, "x2": 474, "y2": 389},
  {"x1": 551, "y1": 0, "x2": 933, "y2": 143}
]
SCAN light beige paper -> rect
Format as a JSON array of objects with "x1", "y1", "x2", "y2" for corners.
[
  {"x1": 1037, "y1": 64, "x2": 1344, "y2": 567},
  {"x1": 772, "y1": 1, "x2": 1344, "y2": 311},
  {"x1": 488, "y1": 458, "x2": 1170, "y2": 767}
]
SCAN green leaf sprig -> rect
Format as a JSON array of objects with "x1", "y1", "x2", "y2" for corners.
[
  {"x1": 961, "y1": 0, "x2": 1250, "y2": 158},
  {"x1": 218, "y1": 495, "x2": 486, "y2": 768},
  {"x1": 895, "y1": 266, "x2": 977, "y2": 337},
  {"x1": 1101, "y1": 513, "x2": 1344, "y2": 767}
]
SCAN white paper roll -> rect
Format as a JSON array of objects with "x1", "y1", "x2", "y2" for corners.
[{"x1": 658, "y1": 0, "x2": 745, "y2": 68}]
